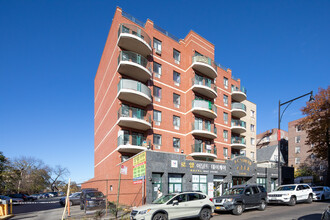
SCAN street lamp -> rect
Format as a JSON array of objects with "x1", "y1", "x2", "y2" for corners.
[{"x1": 278, "y1": 91, "x2": 314, "y2": 186}]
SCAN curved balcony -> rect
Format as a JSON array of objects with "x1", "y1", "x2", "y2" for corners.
[
  {"x1": 190, "y1": 144, "x2": 217, "y2": 160},
  {"x1": 117, "y1": 51, "x2": 152, "y2": 82},
  {"x1": 117, "y1": 79, "x2": 151, "y2": 106},
  {"x1": 191, "y1": 77, "x2": 217, "y2": 99},
  {"x1": 192, "y1": 55, "x2": 217, "y2": 79},
  {"x1": 117, "y1": 23, "x2": 152, "y2": 57},
  {"x1": 117, "y1": 106, "x2": 152, "y2": 131},
  {"x1": 231, "y1": 102, "x2": 247, "y2": 118},
  {"x1": 231, "y1": 137, "x2": 246, "y2": 150},
  {"x1": 117, "y1": 135, "x2": 151, "y2": 154},
  {"x1": 231, "y1": 119, "x2": 246, "y2": 134},
  {"x1": 231, "y1": 86, "x2": 247, "y2": 102},
  {"x1": 192, "y1": 100, "x2": 217, "y2": 119},
  {"x1": 191, "y1": 122, "x2": 217, "y2": 139}
]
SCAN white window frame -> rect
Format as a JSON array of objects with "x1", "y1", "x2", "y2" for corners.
[
  {"x1": 153, "y1": 62, "x2": 162, "y2": 78},
  {"x1": 173, "y1": 116, "x2": 180, "y2": 130},
  {"x1": 223, "y1": 95, "x2": 228, "y2": 106},
  {"x1": 173, "y1": 49, "x2": 181, "y2": 64},
  {"x1": 173, "y1": 93, "x2": 180, "y2": 108},
  {"x1": 223, "y1": 112, "x2": 228, "y2": 124},
  {"x1": 223, "y1": 130, "x2": 228, "y2": 142},
  {"x1": 295, "y1": 146, "x2": 300, "y2": 154},
  {"x1": 295, "y1": 136, "x2": 301, "y2": 143},
  {"x1": 153, "y1": 134, "x2": 162, "y2": 148},
  {"x1": 153, "y1": 86, "x2": 161, "y2": 102},
  {"x1": 153, "y1": 38, "x2": 162, "y2": 54},
  {"x1": 223, "y1": 77, "x2": 228, "y2": 89},
  {"x1": 173, "y1": 71, "x2": 181, "y2": 86},
  {"x1": 153, "y1": 110, "x2": 162, "y2": 125}
]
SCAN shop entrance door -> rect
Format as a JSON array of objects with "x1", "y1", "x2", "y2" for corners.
[
  {"x1": 232, "y1": 177, "x2": 250, "y2": 186},
  {"x1": 152, "y1": 173, "x2": 162, "y2": 201}
]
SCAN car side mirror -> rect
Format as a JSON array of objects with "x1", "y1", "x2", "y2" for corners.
[{"x1": 172, "y1": 200, "x2": 179, "y2": 206}]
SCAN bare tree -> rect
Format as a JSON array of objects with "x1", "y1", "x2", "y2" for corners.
[{"x1": 49, "y1": 165, "x2": 69, "y2": 191}]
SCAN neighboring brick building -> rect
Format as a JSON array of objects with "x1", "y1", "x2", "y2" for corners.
[{"x1": 83, "y1": 7, "x2": 280, "y2": 206}]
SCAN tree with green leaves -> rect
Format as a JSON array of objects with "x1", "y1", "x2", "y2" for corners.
[
  {"x1": 298, "y1": 86, "x2": 330, "y2": 185},
  {"x1": 0, "y1": 152, "x2": 9, "y2": 194}
]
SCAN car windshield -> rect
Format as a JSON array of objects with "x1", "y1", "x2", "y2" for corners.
[
  {"x1": 312, "y1": 187, "x2": 324, "y2": 192},
  {"x1": 152, "y1": 194, "x2": 176, "y2": 204},
  {"x1": 223, "y1": 187, "x2": 244, "y2": 195},
  {"x1": 275, "y1": 185, "x2": 296, "y2": 191},
  {"x1": 86, "y1": 192, "x2": 104, "y2": 198}
]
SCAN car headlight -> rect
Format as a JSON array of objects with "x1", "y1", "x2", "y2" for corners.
[
  {"x1": 138, "y1": 209, "x2": 151, "y2": 215},
  {"x1": 223, "y1": 198, "x2": 234, "y2": 203}
]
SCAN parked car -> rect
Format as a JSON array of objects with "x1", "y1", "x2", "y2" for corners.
[
  {"x1": 80, "y1": 189, "x2": 106, "y2": 213},
  {"x1": 213, "y1": 184, "x2": 267, "y2": 215},
  {"x1": 268, "y1": 184, "x2": 313, "y2": 206},
  {"x1": 312, "y1": 186, "x2": 330, "y2": 201},
  {"x1": 8, "y1": 193, "x2": 35, "y2": 201},
  {"x1": 0, "y1": 195, "x2": 24, "y2": 204},
  {"x1": 59, "y1": 192, "x2": 81, "y2": 206},
  {"x1": 130, "y1": 191, "x2": 214, "y2": 220}
]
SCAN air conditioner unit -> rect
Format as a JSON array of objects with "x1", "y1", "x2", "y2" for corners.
[
  {"x1": 175, "y1": 60, "x2": 180, "y2": 64},
  {"x1": 155, "y1": 48, "x2": 161, "y2": 55}
]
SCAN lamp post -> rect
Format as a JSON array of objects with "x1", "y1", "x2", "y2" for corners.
[{"x1": 278, "y1": 91, "x2": 314, "y2": 186}]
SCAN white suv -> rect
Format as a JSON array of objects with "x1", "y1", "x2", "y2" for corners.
[
  {"x1": 268, "y1": 184, "x2": 314, "y2": 206},
  {"x1": 130, "y1": 192, "x2": 214, "y2": 220}
]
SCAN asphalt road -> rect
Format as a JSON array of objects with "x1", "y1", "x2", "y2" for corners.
[{"x1": 212, "y1": 200, "x2": 330, "y2": 220}]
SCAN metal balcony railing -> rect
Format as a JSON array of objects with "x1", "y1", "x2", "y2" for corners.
[
  {"x1": 118, "y1": 106, "x2": 151, "y2": 123},
  {"x1": 231, "y1": 137, "x2": 246, "y2": 145},
  {"x1": 117, "y1": 134, "x2": 151, "y2": 147},
  {"x1": 117, "y1": 79, "x2": 151, "y2": 98},
  {"x1": 192, "y1": 122, "x2": 217, "y2": 135},
  {"x1": 192, "y1": 100, "x2": 217, "y2": 114},
  {"x1": 231, "y1": 119, "x2": 246, "y2": 128},
  {"x1": 118, "y1": 23, "x2": 151, "y2": 47},
  {"x1": 231, "y1": 102, "x2": 247, "y2": 111},
  {"x1": 191, "y1": 144, "x2": 217, "y2": 155},
  {"x1": 192, "y1": 55, "x2": 217, "y2": 71},
  {"x1": 231, "y1": 86, "x2": 247, "y2": 94},
  {"x1": 118, "y1": 51, "x2": 151, "y2": 71},
  {"x1": 192, "y1": 77, "x2": 217, "y2": 93}
]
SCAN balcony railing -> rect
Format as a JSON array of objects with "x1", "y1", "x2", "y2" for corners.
[
  {"x1": 192, "y1": 122, "x2": 217, "y2": 135},
  {"x1": 118, "y1": 23, "x2": 151, "y2": 47},
  {"x1": 118, "y1": 106, "x2": 151, "y2": 123},
  {"x1": 231, "y1": 86, "x2": 247, "y2": 95},
  {"x1": 192, "y1": 77, "x2": 217, "y2": 93},
  {"x1": 191, "y1": 144, "x2": 217, "y2": 155},
  {"x1": 192, "y1": 55, "x2": 217, "y2": 71},
  {"x1": 192, "y1": 100, "x2": 217, "y2": 114},
  {"x1": 118, "y1": 51, "x2": 152, "y2": 71},
  {"x1": 231, "y1": 137, "x2": 246, "y2": 145},
  {"x1": 231, "y1": 102, "x2": 247, "y2": 111},
  {"x1": 231, "y1": 119, "x2": 246, "y2": 128},
  {"x1": 117, "y1": 134, "x2": 151, "y2": 148},
  {"x1": 117, "y1": 79, "x2": 151, "y2": 98}
]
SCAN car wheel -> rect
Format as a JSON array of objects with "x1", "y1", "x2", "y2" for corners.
[
  {"x1": 288, "y1": 196, "x2": 296, "y2": 206},
  {"x1": 232, "y1": 204, "x2": 243, "y2": 215},
  {"x1": 307, "y1": 194, "x2": 313, "y2": 203},
  {"x1": 258, "y1": 200, "x2": 267, "y2": 211},
  {"x1": 152, "y1": 213, "x2": 168, "y2": 220},
  {"x1": 199, "y1": 208, "x2": 212, "y2": 220}
]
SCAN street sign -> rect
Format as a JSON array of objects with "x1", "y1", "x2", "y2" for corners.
[{"x1": 120, "y1": 165, "x2": 127, "y2": 175}]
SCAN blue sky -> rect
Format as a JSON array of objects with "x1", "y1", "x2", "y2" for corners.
[{"x1": 0, "y1": 0, "x2": 329, "y2": 184}]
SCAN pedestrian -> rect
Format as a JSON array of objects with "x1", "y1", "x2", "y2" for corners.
[{"x1": 157, "y1": 188, "x2": 163, "y2": 199}]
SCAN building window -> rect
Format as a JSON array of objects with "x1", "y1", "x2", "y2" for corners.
[
  {"x1": 257, "y1": 178, "x2": 267, "y2": 189},
  {"x1": 295, "y1": 136, "x2": 301, "y2": 143},
  {"x1": 223, "y1": 112, "x2": 228, "y2": 124},
  {"x1": 223, "y1": 147, "x2": 228, "y2": 158},
  {"x1": 173, "y1": 138, "x2": 180, "y2": 152},
  {"x1": 153, "y1": 110, "x2": 162, "y2": 125},
  {"x1": 223, "y1": 130, "x2": 228, "y2": 141},
  {"x1": 320, "y1": 165, "x2": 324, "y2": 170},
  {"x1": 173, "y1": 116, "x2": 180, "y2": 130},
  {"x1": 153, "y1": 134, "x2": 162, "y2": 149},
  {"x1": 173, "y1": 71, "x2": 181, "y2": 86},
  {"x1": 153, "y1": 62, "x2": 162, "y2": 78},
  {"x1": 251, "y1": 110, "x2": 255, "y2": 118},
  {"x1": 173, "y1": 49, "x2": 181, "y2": 64},
  {"x1": 296, "y1": 125, "x2": 302, "y2": 132},
  {"x1": 295, "y1": 146, "x2": 300, "y2": 154},
  {"x1": 224, "y1": 77, "x2": 228, "y2": 89},
  {"x1": 169, "y1": 174, "x2": 182, "y2": 193},
  {"x1": 173, "y1": 93, "x2": 180, "y2": 108},
  {"x1": 295, "y1": 157, "x2": 300, "y2": 165},
  {"x1": 250, "y1": 151, "x2": 255, "y2": 160},
  {"x1": 311, "y1": 144, "x2": 314, "y2": 148},
  {"x1": 250, "y1": 124, "x2": 255, "y2": 132},
  {"x1": 192, "y1": 175, "x2": 207, "y2": 194},
  {"x1": 153, "y1": 86, "x2": 161, "y2": 101},
  {"x1": 251, "y1": 138, "x2": 255, "y2": 145},
  {"x1": 311, "y1": 154, "x2": 315, "y2": 160},
  {"x1": 153, "y1": 38, "x2": 162, "y2": 54},
  {"x1": 223, "y1": 95, "x2": 228, "y2": 106},
  {"x1": 240, "y1": 150, "x2": 246, "y2": 156}
]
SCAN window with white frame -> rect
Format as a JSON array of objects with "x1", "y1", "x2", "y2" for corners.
[
  {"x1": 223, "y1": 130, "x2": 228, "y2": 141},
  {"x1": 296, "y1": 125, "x2": 302, "y2": 132},
  {"x1": 153, "y1": 38, "x2": 162, "y2": 54},
  {"x1": 295, "y1": 146, "x2": 300, "y2": 154},
  {"x1": 153, "y1": 134, "x2": 162, "y2": 149},
  {"x1": 295, "y1": 136, "x2": 301, "y2": 143},
  {"x1": 250, "y1": 124, "x2": 255, "y2": 132},
  {"x1": 173, "y1": 49, "x2": 181, "y2": 64},
  {"x1": 153, "y1": 62, "x2": 162, "y2": 78},
  {"x1": 251, "y1": 138, "x2": 255, "y2": 145},
  {"x1": 311, "y1": 143, "x2": 314, "y2": 148},
  {"x1": 223, "y1": 77, "x2": 228, "y2": 89},
  {"x1": 173, "y1": 138, "x2": 180, "y2": 152},
  {"x1": 223, "y1": 147, "x2": 228, "y2": 158},
  {"x1": 153, "y1": 86, "x2": 161, "y2": 101},
  {"x1": 251, "y1": 110, "x2": 255, "y2": 118},
  {"x1": 250, "y1": 151, "x2": 255, "y2": 160},
  {"x1": 295, "y1": 157, "x2": 300, "y2": 164},
  {"x1": 173, "y1": 93, "x2": 180, "y2": 108},
  {"x1": 223, "y1": 112, "x2": 228, "y2": 124},
  {"x1": 223, "y1": 95, "x2": 228, "y2": 106},
  {"x1": 173, "y1": 71, "x2": 181, "y2": 86},
  {"x1": 173, "y1": 116, "x2": 180, "y2": 130},
  {"x1": 153, "y1": 110, "x2": 162, "y2": 125}
]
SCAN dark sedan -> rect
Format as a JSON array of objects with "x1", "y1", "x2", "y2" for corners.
[{"x1": 59, "y1": 192, "x2": 81, "y2": 206}]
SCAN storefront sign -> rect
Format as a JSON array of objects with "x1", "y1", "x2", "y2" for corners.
[
  {"x1": 133, "y1": 152, "x2": 146, "y2": 182},
  {"x1": 184, "y1": 161, "x2": 226, "y2": 174},
  {"x1": 171, "y1": 160, "x2": 178, "y2": 168},
  {"x1": 231, "y1": 157, "x2": 255, "y2": 176}
]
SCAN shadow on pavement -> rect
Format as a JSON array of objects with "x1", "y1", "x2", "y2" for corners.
[{"x1": 298, "y1": 213, "x2": 322, "y2": 220}]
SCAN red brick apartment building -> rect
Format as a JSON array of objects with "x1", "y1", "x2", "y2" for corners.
[{"x1": 82, "y1": 7, "x2": 277, "y2": 206}]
